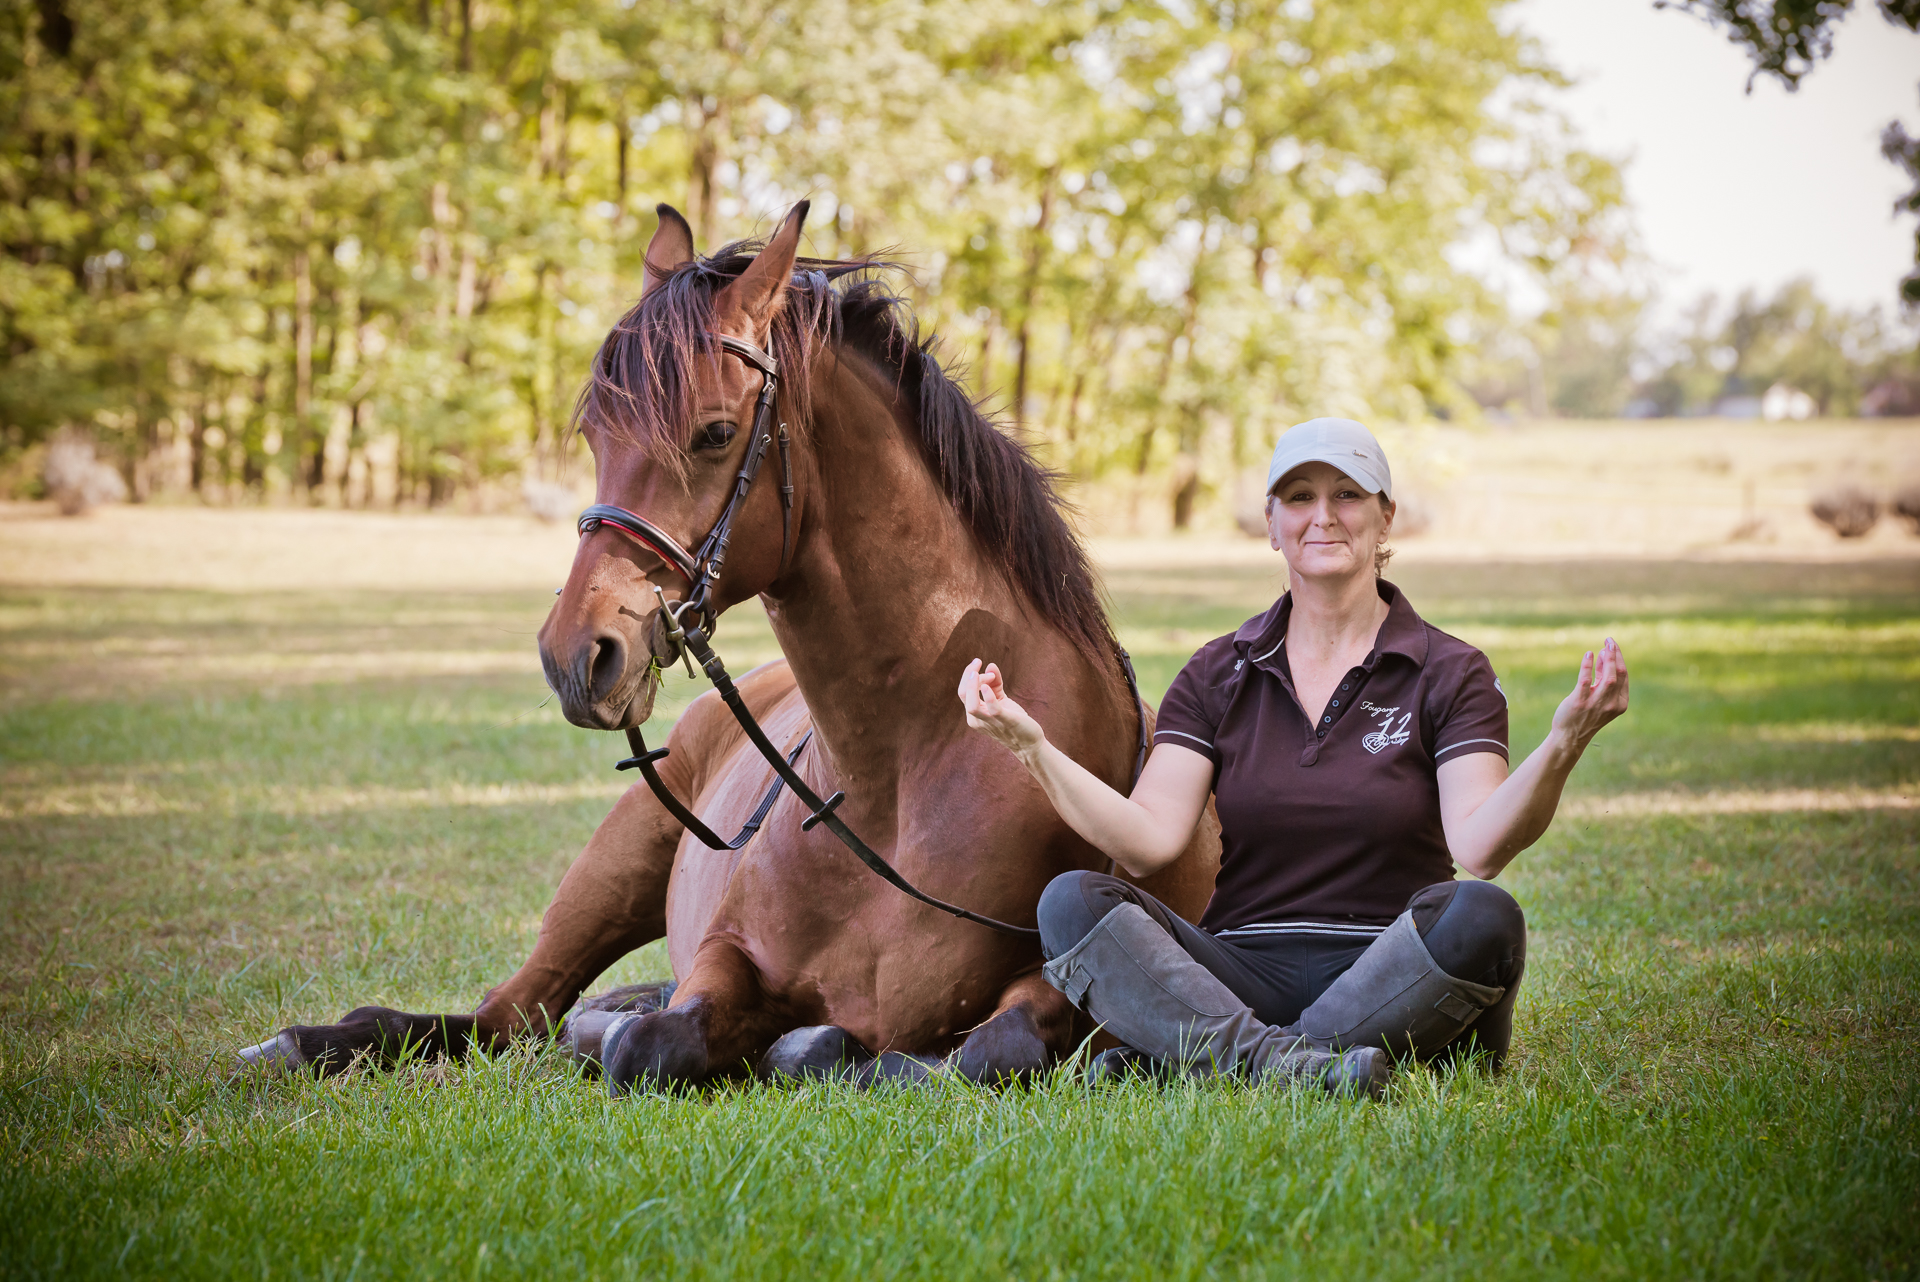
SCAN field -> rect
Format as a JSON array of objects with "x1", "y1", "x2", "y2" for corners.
[{"x1": 2, "y1": 500, "x2": 1918, "y2": 1279}]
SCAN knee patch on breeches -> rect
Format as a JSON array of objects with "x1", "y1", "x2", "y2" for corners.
[
  {"x1": 1408, "y1": 880, "x2": 1525, "y2": 989},
  {"x1": 1037, "y1": 870, "x2": 1131, "y2": 960}
]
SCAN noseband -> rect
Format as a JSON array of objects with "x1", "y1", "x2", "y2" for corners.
[{"x1": 571, "y1": 329, "x2": 1148, "y2": 941}]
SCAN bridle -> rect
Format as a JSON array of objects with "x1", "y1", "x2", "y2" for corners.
[
  {"x1": 573, "y1": 330, "x2": 1149, "y2": 941},
  {"x1": 576, "y1": 333, "x2": 793, "y2": 637}
]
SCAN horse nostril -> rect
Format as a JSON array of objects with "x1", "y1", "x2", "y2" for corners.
[{"x1": 586, "y1": 633, "x2": 627, "y2": 707}]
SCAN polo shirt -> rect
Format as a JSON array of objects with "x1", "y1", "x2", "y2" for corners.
[{"x1": 1153, "y1": 581, "x2": 1508, "y2": 934}]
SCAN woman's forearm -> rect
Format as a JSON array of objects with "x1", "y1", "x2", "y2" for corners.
[
  {"x1": 1449, "y1": 730, "x2": 1587, "y2": 879},
  {"x1": 1014, "y1": 739, "x2": 1199, "y2": 877}
]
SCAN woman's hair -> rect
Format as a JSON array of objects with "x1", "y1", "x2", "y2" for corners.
[{"x1": 1263, "y1": 492, "x2": 1396, "y2": 576}]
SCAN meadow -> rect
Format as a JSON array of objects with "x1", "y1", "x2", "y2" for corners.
[{"x1": 1, "y1": 514, "x2": 1916, "y2": 1279}]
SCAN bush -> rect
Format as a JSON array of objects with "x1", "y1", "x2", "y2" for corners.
[
  {"x1": 41, "y1": 430, "x2": 127, "y2": 516},
  {"x1": 1809, "y1": 484, "x2": 1880, "y2": 539},
  {"x1": 1893, "y1": 482, "x2": 1920, "y2": 536}
]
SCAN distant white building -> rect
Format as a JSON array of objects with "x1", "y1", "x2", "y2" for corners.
[{"x1": 1761, "y1": 382, "x2": 1816, "y2": 421}]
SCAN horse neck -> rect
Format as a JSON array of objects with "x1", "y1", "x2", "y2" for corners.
[{"x1": 764, "y1": 350, "x2": 1111, "y2": 790}]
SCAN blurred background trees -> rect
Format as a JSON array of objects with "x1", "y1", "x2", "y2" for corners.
[{"x1": 2, "y1": 0, "x2": 1915, "y2": 525}]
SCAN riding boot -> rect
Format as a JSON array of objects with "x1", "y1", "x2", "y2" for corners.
[
  {"x1": 1041, "y1": 903, "x2": 1388, "y2": 1097},
  {"x1": 1285, "y1": 910, "x2": 1506, "y2": 1058}
]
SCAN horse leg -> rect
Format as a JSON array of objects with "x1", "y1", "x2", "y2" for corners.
[
  {"x1": 951, "y1": 971, "x2": 1082, "y2": 1085},
  {"x1": 602, "y1": 935, "x2": 799, "y2": 1094},
  {"x1": 759, "y1": 1024, "x2": 874, "y2": 1081},
  {"x1": 237, "y1": 775, "x2": 683, "y2": 1077},
  {"x1": 562, "y1": 981, "x2": 678, "y2": 1069}
]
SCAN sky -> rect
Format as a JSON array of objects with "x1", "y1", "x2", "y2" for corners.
[{"x1": 1512, "y1": 0, "x2": 1920, "y2": 322}]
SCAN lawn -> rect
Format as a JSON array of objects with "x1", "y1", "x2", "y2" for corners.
[{"x1": 1, "y1": 544, "x2": 1916, "y2": 1279}]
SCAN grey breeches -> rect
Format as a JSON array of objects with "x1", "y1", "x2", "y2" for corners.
[{"x1": 1036, "y1": 871, "x2": 1526, "y2": 1062}]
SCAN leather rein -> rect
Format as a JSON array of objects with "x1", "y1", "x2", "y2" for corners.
[{"x1": 575, "y1": 332, "x2": 1149, "y2": 941}]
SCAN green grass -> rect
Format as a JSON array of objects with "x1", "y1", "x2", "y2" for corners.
[{"x1": 2, "y1": 557, "x2": 1917, "y2": 1279}]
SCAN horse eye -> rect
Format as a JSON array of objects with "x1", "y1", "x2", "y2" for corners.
[{"x1": 694, "y1": 421, "x2": 736, "y2": 451}]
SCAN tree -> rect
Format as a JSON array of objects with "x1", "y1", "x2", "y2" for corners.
[{"x1": 0, "y1": 0, "x2": 1639, "y2": 527}]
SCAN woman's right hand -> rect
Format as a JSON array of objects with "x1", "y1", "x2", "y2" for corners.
[{"x1": 958, "y1": 658, "x2": 1044, "y2": 756}]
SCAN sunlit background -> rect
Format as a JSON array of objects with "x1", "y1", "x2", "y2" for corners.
[{"x1": 5, "y1": 0, "x2": 1918, "y2": 539}]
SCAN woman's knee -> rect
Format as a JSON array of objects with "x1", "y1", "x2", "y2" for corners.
[
  {"x1": 1036, "y1": 870, "x2": 1131, "y2": 960},
  {"x1": 1406, "y1": 880, "x2": 1525, "y2": 989}
]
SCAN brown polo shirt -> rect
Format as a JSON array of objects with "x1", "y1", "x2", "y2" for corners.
[{"x1": 1153, "y1": 581, "x2": 1509, "y2": 933}]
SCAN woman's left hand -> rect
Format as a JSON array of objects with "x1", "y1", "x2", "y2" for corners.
[{"x1": 1550, "y1": 636, "x2": 1630, "y2": 748}]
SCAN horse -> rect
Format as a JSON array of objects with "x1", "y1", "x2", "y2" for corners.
[{"x1": 238, "y1": 201, "x2": 1219, "y2": 1090}]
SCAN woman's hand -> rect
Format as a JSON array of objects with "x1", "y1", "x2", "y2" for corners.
[
  {"x1": 1441, "y1": 636, "x2": 1630, "y2": 879},
  {"x1": 1549, "y1": 637, "x2": 1630, "y2": 748},
  {"x1": 957, "y1": 656, "x2": 1212, "y2": 877},
  {"x1": 958, "y1": 658, "x2": 1045, "y2": 756}
]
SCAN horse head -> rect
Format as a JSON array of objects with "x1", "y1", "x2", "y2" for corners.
[{"x1": 540, "y1": 200, "x2": 812, "y2": 730}]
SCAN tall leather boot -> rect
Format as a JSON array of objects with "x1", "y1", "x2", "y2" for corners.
[
  {"x1": 1041, "y1": 903, "x2": 1389, "y2": 1098},
  {"x1": 1285, "y1": 910, "x2": 1506, "y2": 1058}
]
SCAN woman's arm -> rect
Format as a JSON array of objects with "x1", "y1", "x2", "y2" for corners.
[
  {"x1": 1439, "y1": 638, "x2": 1630, "y2": 880},
  {"x1": 958, "y1": 658, "x2": 1214, "y2": 877}
]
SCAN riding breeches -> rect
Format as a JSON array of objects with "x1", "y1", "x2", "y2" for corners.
[{"x1": 1036, "y1": 871, "x2": 1527, "y2": 1063}]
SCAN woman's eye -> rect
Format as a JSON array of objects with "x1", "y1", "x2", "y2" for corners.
[{"x1": 694, "y1": 421, "x2": 736, "y2": 451}]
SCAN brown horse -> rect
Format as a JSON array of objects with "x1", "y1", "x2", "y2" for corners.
[{"x1": 239, "y1": 201, "x2": 1218, "y2": 1090}]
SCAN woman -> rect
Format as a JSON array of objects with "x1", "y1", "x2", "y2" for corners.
[{"x1": 958, "y1": 417, "x2": 1629, "y2": 1096}]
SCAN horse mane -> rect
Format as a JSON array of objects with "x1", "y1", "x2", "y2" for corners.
[{"x1": 578, "y1": 240, "x2": 1118, "y2": 665}]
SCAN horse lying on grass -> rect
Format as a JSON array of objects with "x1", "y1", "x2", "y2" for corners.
[{"x1": 239, "y1": 201, "x2": 1219, "y2": 1091}]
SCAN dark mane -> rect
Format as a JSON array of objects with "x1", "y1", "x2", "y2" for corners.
[{"x1": 578, "y1": 241, "x2": 1117, "y2": 665}]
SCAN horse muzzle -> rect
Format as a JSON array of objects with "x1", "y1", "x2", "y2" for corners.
[{"x1": 539, "y1": 611, "x2": 670, "y2": 731}]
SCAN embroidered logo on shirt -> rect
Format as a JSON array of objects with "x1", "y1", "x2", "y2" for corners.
[{"x1": 1359, "y1": 701, "x2": 1412, "y2": 754}]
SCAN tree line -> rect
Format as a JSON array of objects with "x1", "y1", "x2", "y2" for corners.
[{"x1": 0, "y1": 0, "x2": 1811, "y2": 526}]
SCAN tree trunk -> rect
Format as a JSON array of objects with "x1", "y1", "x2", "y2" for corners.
[
  {"x1": 1012, "y1": 177, "x2": 1056, "y2": 430},
  {"x1": 294, "y1": 245, "x2": 315, "y2": 498}
]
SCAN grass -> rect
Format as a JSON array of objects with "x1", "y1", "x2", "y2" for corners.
[{"x1": 1, "y1": 552, "x2": 1916, "y2": 1279}]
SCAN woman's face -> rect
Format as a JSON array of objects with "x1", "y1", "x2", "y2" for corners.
[{"x1": 1266, "y1": 461, "x2": 1395, "y2": 584}]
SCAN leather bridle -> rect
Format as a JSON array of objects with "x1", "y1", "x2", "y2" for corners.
[
  {"x1": 572, "y1": 329, "x2": 1149, "y2": 941},
  {"x1": 577, "y1": 333, "x2": 793, "y2": 636}
]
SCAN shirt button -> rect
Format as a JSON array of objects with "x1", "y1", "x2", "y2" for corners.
[
  {"x1": 1341, "y1": 683, "x2": 1350, "y2": 690},
  {"x1": 1331, "y1": 699, "x2": 1339, "y2": 707},
  {"x1": 1322, "y1": 715, "x2": 1332, "y2": 723},
  {"x1": 1317, "y1": 729, "x2": 1326, "y2": 737}
]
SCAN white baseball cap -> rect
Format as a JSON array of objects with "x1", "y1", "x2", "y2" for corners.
[{"x1": 1265, "y1": 417, "x2": 1393, "y2": 500}]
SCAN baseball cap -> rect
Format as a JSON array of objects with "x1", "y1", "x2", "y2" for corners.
[{"x1": 1265, "y1": 417, "x2": 1393, "y2": 500}]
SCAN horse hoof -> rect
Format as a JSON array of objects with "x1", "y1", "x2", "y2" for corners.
[
  {"x1": 233, "y1": 1030, "x2": 306, "y2": 1075},
  {"x1": 852, "y1": 1051, "x2": 939, "y2": 1087},
  {"x1": 760, "y1": 1025, "x2": 869, "y2": 1081},
  {"x1": 604, "y1": 1007, "x2": 708, "y2": 1096},
  {"x1": 952, "y1": 1005, "x2": 1049, "y2": 1084},
  {"x1": 564, "y1": 1010, "x2": 623, "y2": 1068}
]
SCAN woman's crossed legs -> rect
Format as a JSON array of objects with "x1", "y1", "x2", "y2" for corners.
[{"x1": 1037, "y1": 871, "x2": 1526, "y2": 1069}]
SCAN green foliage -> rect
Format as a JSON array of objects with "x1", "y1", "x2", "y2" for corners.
[
  {"x1": 0, "y1": 0, "x2": 1626, "y2": 524},
  {"x1": 1637, "y1": 279, "x2": 1912, "y2": 417}
]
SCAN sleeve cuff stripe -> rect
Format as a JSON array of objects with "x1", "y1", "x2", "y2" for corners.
[
  {"x1": 1154, "y1": 730, "x2": 1217, "y2": 750},
  {"x1": 1435, "y1": 738, "x2": 1507, "y2": 758}
]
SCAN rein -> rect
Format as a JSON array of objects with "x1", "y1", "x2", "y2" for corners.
[{"x1": 577, "y1": 332, "x2": 1150, "y2": 941}]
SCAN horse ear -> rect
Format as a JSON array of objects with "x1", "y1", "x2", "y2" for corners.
[
  {"x1": 642, "y1": 204, "x2": 696, "y2": 296},
  {"x1": 714, "y1": 200, "x2": 810, "y2": 334}
]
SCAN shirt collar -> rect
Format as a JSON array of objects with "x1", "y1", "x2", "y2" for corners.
[{"x1": 1234, "y1": 579, "x2": 1430, "y2": 668}]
